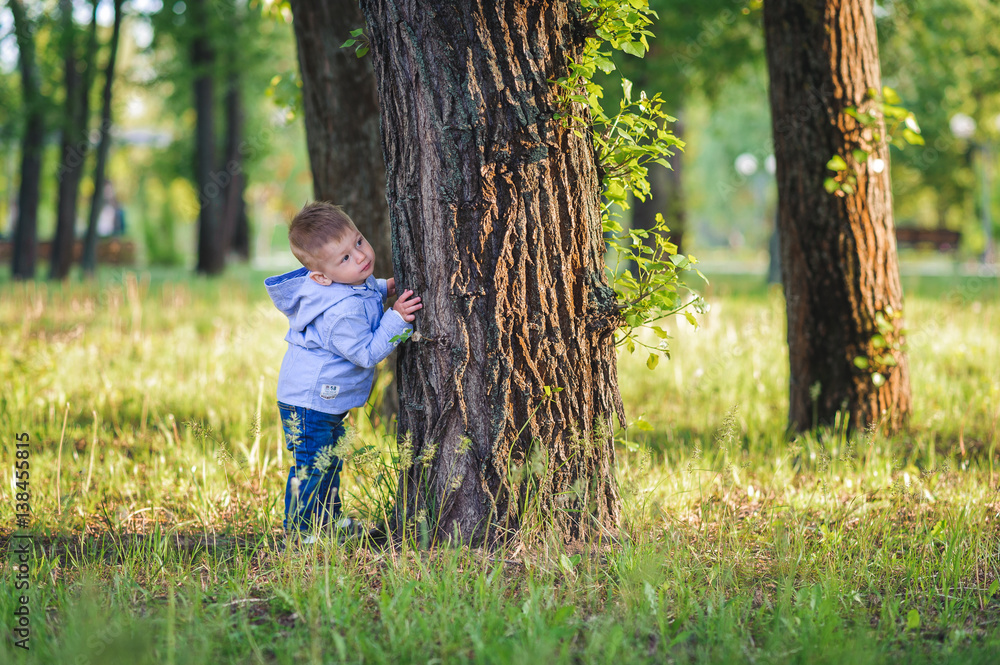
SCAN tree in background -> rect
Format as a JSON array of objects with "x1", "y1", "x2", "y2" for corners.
[
  {"x1": 764, "y1": 0, "x2": 911, "y2": 433},
  {"x1": 189, "y1": 0, "x2": 224, "y2": 275},
  {"x1": 216, "y1": 0, "x2": 257, "y2": 263},
  {"x1": 9, "y1": 0, "x2": 46, "y2": 280},
  {"x1": 82, "y1": 0, "x2": 125, "y2": 277},
  {"x1": 50, "y1": 0, "x2": 99, "y2": 280},
  {"x1": 287, "y1": 0, "x2": 391, "y2": 273},
  {"x1": 220, "y1": 69, "x2": 250, "y2": 261},
  {"x1": 146, "y1": 0, "x2": 277, "y2": 274}
]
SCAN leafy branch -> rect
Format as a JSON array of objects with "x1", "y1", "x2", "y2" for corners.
[
  {"x1": 554, "y1": 0, "x2": 704, "y2": 369},
  {"x1": 341, "y1": 28, "x2": 370, "y2": 58}
]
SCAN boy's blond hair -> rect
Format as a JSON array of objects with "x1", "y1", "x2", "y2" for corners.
[{"x1": 288, "y1": 202, "x2": 357, "y2": 269}]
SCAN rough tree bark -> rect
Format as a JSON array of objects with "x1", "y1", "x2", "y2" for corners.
[
  {"x1": 192, "y1": 0, "x2": 224, "y2": 275},
  {"x1": 764, "y1": 0, "x2": 910, "y2": 433},
  {"x1": 9, "y1": 0, "x2": 44, "y2": 280},
  {"x1": 361, "y1": 0, "x2": 624, "y2": 544},
  {"x1": 82, "y1": 0, "x2": 124, "y2": 276},
  {"x1": 51, "y1": 0, "x2": 99, "y2": 280},
  {"x1": 288, "y1": 0, "x2": 392, "y2": 272}
]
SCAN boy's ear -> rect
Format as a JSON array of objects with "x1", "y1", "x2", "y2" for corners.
[{"x1": 309, "y1": 271, "x2": 332, "y2": 286}]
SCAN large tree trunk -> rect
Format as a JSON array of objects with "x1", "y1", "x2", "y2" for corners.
[
  {"x1": 51, "y1": 0, "x2": 99, "y2": 280},
  {"x1": 9, "y1": 0, "x2": 44, "y2": 280},
  {"x1": 192, "y1": 0, "x2": 224, "y2": 275},
  {"x1": 764, "y1": 0, "x2": 910, "y2": 433},
  {"x1": 82, "y1": 0, "x2": 124, "y2": 277},
  {"x1": 361, "y1": 0, "x2": 624, "y2": 545},
  {"x1": 288, "y1": 0, "x2": 391, "y2": 273}
]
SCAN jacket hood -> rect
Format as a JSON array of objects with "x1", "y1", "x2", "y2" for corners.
[{"x1": 265, "y1": 267, "x2": 371, "y2": 332}]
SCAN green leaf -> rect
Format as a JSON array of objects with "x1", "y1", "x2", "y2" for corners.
[
  {"x1": 632, "y1": 418, "x2": 654, "y2": 432},
  {"x1": 594, "y1": 55, "x2": 616, "y2": 74},
  {"x1": 621, "y1": 78, "x2": 633, "y2": 103},
  {"x1": 882, "y1": 86, "x2": 901, "y2": 105},
  {"x1": 356, "y1": 46, "x2": 369, "y2": 58},
  {"x1": 902, "y1": 128, "x2": 924, "y2": 145},
  {"x1": 852, "y1": 149, "x2": 869, "y2": 163},
  {"x1": 853, "y1": 356, "x2": 870, "y2": 370},
  {"x1": 559, "y1": 553, "x2": 576, "y2": 573},
  {"x1": 988, "y1": 579, "x2": 999, "y2": 598},
  {"x1": 906, "y1": 609, "x2": 921, "y2": 631},
  {"x1": 621, "y1": 40, "x2": 645, "y2": 57},
  {"x1": 826, "y1": 155, "x2": 848, "y2": 171},
  {"x1": 824, "y1": 178, "x2": 840, "y2": 194},
  {"x1": 646, "y1": 353, "x2": 659, "y2": 370},
  {"x1": 684, "y1": 311, "x2": 698, "y2": 328},
  {"x1": 341, "y1": 39, "x2": 356, "y2": 48}
]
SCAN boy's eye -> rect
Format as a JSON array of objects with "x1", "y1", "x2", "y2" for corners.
[
  {"x1": 342, "y1": 255, "x2": 350, "y2": 262},
  {"x1": 356, "y1": 238, "x2": 363, "y2": 247}
]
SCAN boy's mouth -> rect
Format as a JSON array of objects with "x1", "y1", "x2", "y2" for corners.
[{"x1": 361, "y1": 261, "x2": 372, "y2": 273}]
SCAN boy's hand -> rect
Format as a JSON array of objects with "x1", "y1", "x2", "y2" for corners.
[
  {"x1": 392, "y1": 289, "x2": 422, "y2": 322},
  {"x1": 386, "y1": 277, "x2": 397, "y2": 298}
]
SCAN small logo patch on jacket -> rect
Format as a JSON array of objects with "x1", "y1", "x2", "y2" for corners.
[{"x1": 320, "y1": 385, "x2": 340, "y2": 400}]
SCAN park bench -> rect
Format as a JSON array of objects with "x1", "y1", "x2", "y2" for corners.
[
  {"x1": 894, "y1": 227, "x2": 961, "y2": 252},
  {"x1": 0, "y1": 237, "x2": 136, "y2": 265}
]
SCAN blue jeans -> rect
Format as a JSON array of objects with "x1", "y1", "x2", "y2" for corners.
[{"x1": 278, "y1": 402, "x2": 346, "y2": 533}]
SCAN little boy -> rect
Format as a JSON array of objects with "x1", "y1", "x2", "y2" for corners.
[{"x1": 265, "y1": 201, "x2": 421, "y2": 539}]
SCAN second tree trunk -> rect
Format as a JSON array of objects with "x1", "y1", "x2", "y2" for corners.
[{"x1": 764, "y1": 0, "x2": 911, "y2": 433}]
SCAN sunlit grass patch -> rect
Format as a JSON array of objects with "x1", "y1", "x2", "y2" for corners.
[{"x1": 1, "y1": 268, "x2": 998, "y2": 663}]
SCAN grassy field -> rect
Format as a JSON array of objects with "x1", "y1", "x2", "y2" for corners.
[{"x1": 1, "y1": 266, "x2": 998, "y2": 664}]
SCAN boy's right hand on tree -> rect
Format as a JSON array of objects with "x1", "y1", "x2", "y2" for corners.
[{"x1": 392, "y1": 289, "x2": 422, "y2": 322}]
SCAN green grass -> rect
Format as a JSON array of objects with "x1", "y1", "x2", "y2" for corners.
[{"x1": 1, "y1": 266, "x2": 998, "y2": 664}]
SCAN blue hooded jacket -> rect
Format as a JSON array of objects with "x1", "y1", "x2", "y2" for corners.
[{"x1": 265, "y1": 267, "x2": 411, "y2": 414}]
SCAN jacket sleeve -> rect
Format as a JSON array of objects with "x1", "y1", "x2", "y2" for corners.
[
  {"x1": 375, "y1": 278, "x2": 389, "y2": 302},
  {"x1": 326, "y1": 301, "x2": 411, "y2": 369}
]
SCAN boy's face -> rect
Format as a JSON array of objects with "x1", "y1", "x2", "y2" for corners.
[{"x1": 307, "y1": 230, "x2": 375, "y2": 286}]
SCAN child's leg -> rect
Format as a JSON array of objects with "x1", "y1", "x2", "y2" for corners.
[{"x1": 278, "y1": 402, "x2": 346, "y2": 534}]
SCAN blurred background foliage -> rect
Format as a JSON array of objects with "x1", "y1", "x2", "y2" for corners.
[{"x1": 0, "y1": 0, "x2": 997, "y2": 274}]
